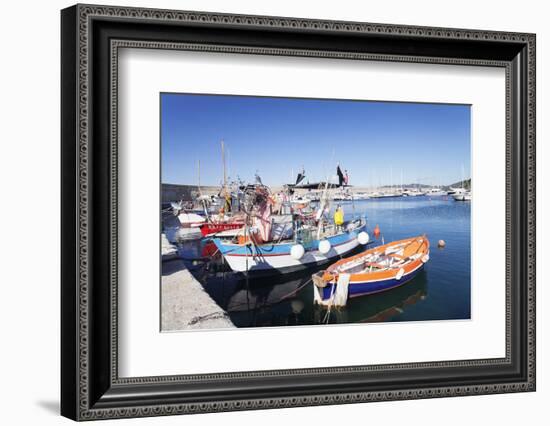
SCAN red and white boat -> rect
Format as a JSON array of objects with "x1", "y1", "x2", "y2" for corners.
[{"x1": 198, "y1": 222, "x2": 244, "y2": 237}]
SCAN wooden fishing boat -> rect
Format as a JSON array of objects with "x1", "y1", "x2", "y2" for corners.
[
  {"x1": 312, "y1": 235, "x2": 429, "y2": 306},
  {"x1": 212, "y1": 218, "x2": 368, "y2": 275}
]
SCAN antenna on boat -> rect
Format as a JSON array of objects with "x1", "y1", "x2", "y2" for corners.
[{"x1": 351, "y1": 182, "x2": 356, "y2": 219}]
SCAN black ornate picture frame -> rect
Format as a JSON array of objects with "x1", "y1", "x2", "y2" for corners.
[{"x1": 61, "y1": 4, "x2": 536, "y2": 421}]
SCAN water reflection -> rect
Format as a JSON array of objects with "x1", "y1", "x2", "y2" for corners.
[
  {"x1": 317, "y1": 274, "x2": 428, "y2": 325},
  {"x1": 183, "y1": 242, "x2": 429, "y2": 328}
]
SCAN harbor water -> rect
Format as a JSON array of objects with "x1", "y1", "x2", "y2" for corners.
[{"x1": 177, "y1": 196, "x2": 471, "y2": 328}]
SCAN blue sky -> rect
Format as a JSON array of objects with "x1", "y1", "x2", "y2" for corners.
[{"x1": 161, "y1": 93, "x2": 470, "y2": 187}]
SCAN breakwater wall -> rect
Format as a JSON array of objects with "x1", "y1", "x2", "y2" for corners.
[
  {"x1": 162, "y1": 183, "x2": 282, "y2": 203},
  {"x1": 162, "y1": 184, "x2": 218, "y2": 203},
  {"x1": 162, "y1": 183, "x2": 417, "y2": 203}
]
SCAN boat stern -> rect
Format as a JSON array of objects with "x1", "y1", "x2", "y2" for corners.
[{"x1": 312, "y1": 270, "x2": 329, "y2": 288}]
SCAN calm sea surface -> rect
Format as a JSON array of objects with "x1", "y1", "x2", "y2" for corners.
[{"x1": 177, "y1": 196, "x2": 471, "y2": 327}]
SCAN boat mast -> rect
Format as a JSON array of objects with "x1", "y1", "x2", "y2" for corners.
[
  {"x1": 221, "y1": 139, "x2": 227, "y2": 197},
  {"x1": 197, "y1": 159, "x2": 202, "y2": 196},
  {"x1": 390, "y1": 166, "x2": 393, "y2": 195},
  {"x1": 317, "y1": 178, "x2": 330, "y2": 240}
]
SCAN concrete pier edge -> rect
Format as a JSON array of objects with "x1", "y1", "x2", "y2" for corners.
[{"x1": 161, "y1": 234, "x2": 235, "y2": 330}]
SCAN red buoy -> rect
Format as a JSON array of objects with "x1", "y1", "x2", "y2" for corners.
[{"x1": 373, "y1": 224, "x2": 381, "y2": 239}]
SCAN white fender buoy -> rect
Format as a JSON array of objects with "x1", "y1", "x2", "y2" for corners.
[
  {"x1": 290, "y1": 244, "x2": 305, "y2": 260},
  {"x1": 422, "y1": 254, "x2": 430, "y2": 263},
  {"x1": 396, "y1": 268, "x2": 405, "y2": 280},
  {"x1": 357, "y1": 231, "x2": 370, "y2": 245},
  {"x1": 319, "y1": 239, "x2": 331, "y2": 254}
]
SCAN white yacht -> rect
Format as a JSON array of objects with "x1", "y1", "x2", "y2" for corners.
[
  {"x1": 402, "y1": 188, "x2": 426, "y2": 197},
  {"x1": 426, "y1": 187, "x2": 447, "y2": 196},
  {"x1": 447, "y1": 187, "x2": 465, "y2": 195},
  {"x1": 452, "y1": 191, "x2": 471, "y2": 201}
]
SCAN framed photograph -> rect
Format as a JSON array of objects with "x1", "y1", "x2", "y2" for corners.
[{"x1": 61, "y1": 4, "x2": 536, "y2": 421}]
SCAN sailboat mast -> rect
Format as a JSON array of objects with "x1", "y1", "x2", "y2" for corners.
[
  {"x1": 221, "y1": 139, "x2": 227, "y2": 196},
  {"x1": 317, "y1": 178, "x2": 330, "y2": 240},
  {"x1": 197, "y1": 159, "x2": 202, "y2": 195}
]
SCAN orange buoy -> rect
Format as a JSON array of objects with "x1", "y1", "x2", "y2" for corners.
[{"x1": 373, "y1": 224, "x2": 381, "y2": 239}]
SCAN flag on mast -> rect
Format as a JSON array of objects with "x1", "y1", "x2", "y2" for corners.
[
  {"x1": 295, "y1": 166, "x2": 306, "y2": 185},
  {"x1": 337, "y1": 165, "x2": 345, "y2": 187}
]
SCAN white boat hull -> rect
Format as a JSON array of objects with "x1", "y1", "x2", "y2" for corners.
[
  {"x1": 164, "y1": 226, "x2": 202, "y2": 243},
  {"x1": 452, "y1": 192, "x2": 471, "y2": 201},
  {"x1": 221, "y1": 237, "x2": 361, "y2": 273}
]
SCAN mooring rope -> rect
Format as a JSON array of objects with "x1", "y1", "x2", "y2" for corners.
[{"x1": 188, "y1": 311, "x2": 230, "y2": 325}]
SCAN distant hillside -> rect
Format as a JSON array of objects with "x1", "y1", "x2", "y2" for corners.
[
  {"x1": 447, "y1": 178, "x2": 471, "y2": 190},
  {"x1": 380, "y1": 183, "x2": 431, "y2": 189},
  {"x1": 379, "y1": 179, "x2": 471, "y2": 190}
]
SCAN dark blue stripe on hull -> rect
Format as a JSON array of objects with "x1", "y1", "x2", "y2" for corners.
[{"x1": 322, "y1": 266, "x2": 424, "y2": 299}]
